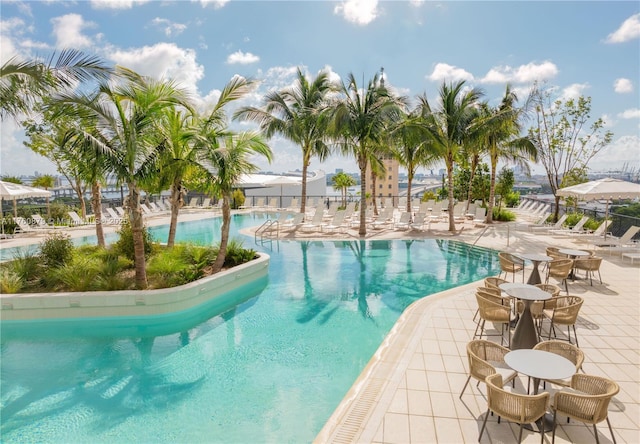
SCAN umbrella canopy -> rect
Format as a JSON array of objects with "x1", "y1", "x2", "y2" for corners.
[
  {"x1": 262, "y1": 176, "x2": 301, "y2": 208},
  {"x1": 557, "y1": 178, "x2": 640, "y2": 239},
  {"x1": 0, "y1": 180, "x2": 52, "y2": 218},
  {"x1": 556, "y1": 178, "x2": 640, "y2": 200}
]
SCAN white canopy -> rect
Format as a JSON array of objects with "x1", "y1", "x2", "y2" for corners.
[
  {"x1": 0, "y1": 180, "x2": 52, "y2": 218},
  {"x1": 556, "y1": 178, "x2": 640, "y2": 200}
]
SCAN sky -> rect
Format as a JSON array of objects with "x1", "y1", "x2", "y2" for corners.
[{"x1": 1, "y1": 0, "x2": 639, "y2": 179}]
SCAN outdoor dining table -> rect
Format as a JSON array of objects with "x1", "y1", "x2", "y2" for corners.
[
  {"x1": 505, "y1": 349, "x2": 576, "y2": 431},
  {"x1": 499, "y1": 283, "x2": 551, "y2": 350},
  {"x1": 559, "y1": 248, "x2": 591, "y2": 280},
  {"x1": 515, "y1": 253, "x2": 552, "y2": 285}
]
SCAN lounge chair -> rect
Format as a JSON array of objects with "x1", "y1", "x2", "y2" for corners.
[
  {"x1": 472, "y1": 207, "x2": 487, "y2": 226},
  {"x1": 393, "y1": 211, "x2": 412, "y2": 230},
  {"x1": 281, "y1": 213, "x2": 304, "y2": 231},
  {"x1": 31, "y1": 214, "x2": 60, "y2": 230},
  {"x1": 370, "y1": 207, "x2": 394, "y2": 230},
  {"x1": 591, "y1": 225, "x2": 640, "y2": 251},
  {"x1": 322, "y1": 210, "x2": 346, "y2": 233},
  {"x1": 13, "y1": 217, "x2": 37, "y2": 234},
  {"x1": 549, "y1": 215, "x2": 589, "y2": 236},
  {"x1": 185, "y1": 197, "x2": 198, "y2": 208},
  {"x1": 530, "y1": 213, "x2": 568, "y2": 232},
  {"x1": 300, "y1": 208, "x2": 325, "y2": 232},
  {"x1": 68, "y1": 211, "x2": 91, "y2": 226},
  {"x1": 105, "y1": 208, "x2": 122, "y2": 224},
  {"x1": 410, "y1": 212, "x2": 427, "y2": 231}
]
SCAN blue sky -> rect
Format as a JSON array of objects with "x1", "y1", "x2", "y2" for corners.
[{"x1": 1, "y1": 0, "x2": 639, "y2": 178}]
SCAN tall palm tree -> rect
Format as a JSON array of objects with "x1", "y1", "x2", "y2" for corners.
[
  {"x1": 392, "y1": 108, "x2": 439, "y2": 214},
  {"x1": 234, "y1": 68, "x2": 334, "y2": 214},
  {"x1": 31, "y1": 174, "x2": 56, "y2": 218},
  {"x1": 329, "y1": 72, "x2": 406, "y2": 236},
  {"x1": 331, "y1": 171, "x2": 356, "y2": 207},
  {"x1": 472, "y1": 85, "x2": 537, "y2": 223},
  {"x1": 414, "y1": 81, "x2": 483, "y2": 232},
  {"x1": 51, "y1": 66, "x2": 192, "y2": 288},
  {"x1": 196, "y1": 131, "x2": 272, "y2": 272},
  {"x1": 1, "y1": 49, "x2": 112, "y2": 121}
]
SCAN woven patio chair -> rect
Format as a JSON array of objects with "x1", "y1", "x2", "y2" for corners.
[
  {"x1": 546, "y1": 258, "x2": 574, "y2": 294},
  {"x1": 460, "y1": 340, "x2": 517, "y2": 399},
  {"x1": 484, "y1": 276, "x2": 508, "y2": 291},
  {"x1": 573, "y1": 256, "x2": 603, "y2": 286},
  {"x1": 474, "y1": 287, "x2": 508, "y2": 323},
  {"x1": 551, "y1": 373, "x2": 619, "y2": 444},
  {"x1": 498, "y1": 252, "x2": 525, "y2": 282},
  {"x1": 473, "y1": 292, "x2": 512, "y2": 347},
  {"x1": 540, "y1": 295, "x2": 584, "y2": 347},
  {"x1": 533, "y1": 340, "x2": 585, "y2": 387},
  {"x1": 479, "y1": 373, "x2": 549, "y2": 444}
]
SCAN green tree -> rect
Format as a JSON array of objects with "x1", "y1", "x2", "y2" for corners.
[
  {"x1": 31, "y1": 174, "x2": 56, "y2": 218},
  {"x1": 331, "y1": 172, "x2": 357, "y2": 207},
  {"x1": 473, "y1": 85, "x2": 537, "y2": 223},
  {"x1": 329, "y1": 72, "x2": 406, "y2": 236},
  {"x1": 234, "y1": 68, "x2": 334, "y2": 214},
  {"x1": 51, "y1": 66, "x2": 192, "y2": 289},
  {"x1": 414, "y1": 81, "x2": 483, "y2": 231},
  {"x1": 1, "y1": 49, "x2": 112, "y2": 121},
  {"x1": 560, "y1": 167, "x2": 589, "y2": 211},
  {"x1": 529, "y1": 85, "x2": 613, "y2": 221},
  {"x1": 495, "y1": 167, "x2": 515, "y2": 209},
  {"x1": 195, "y1": 131, "x2": 272, "y2": 272}
]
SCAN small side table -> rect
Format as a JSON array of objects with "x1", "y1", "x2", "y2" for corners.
[{"x1": 516, "y1": 253, "x2": 552, "y2": 285}]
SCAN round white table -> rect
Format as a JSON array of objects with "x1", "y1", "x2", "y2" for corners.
[
  {"x1": 559, "y1": 249, "x2": 591, "y2": 280},
  {"x1": 516, "y1": 253, "x2": 552, "y2": 285},
  {"x1": 505, "y1": 349, "x2": 577, "y2": 432},
  {"x1": 500, "y1": 283, "x2": 551, "y2": 349}
]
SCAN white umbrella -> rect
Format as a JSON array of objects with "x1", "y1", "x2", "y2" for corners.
[
  {"x1": 557, "y1": 178, "x2": 640, "y2": 238},
  {"x1": 262, "y1": 176, "x2": 301, "y2": 208},
  {"x1": 0, "y1": 180, "x2": 52, "y2": 220}
]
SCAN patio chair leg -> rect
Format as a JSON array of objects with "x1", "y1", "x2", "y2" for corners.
[
  {"x1": 551, "y1": 410, "x2": 558, "y2": 444},
  {"x1": 460, "y1": 375, "x2": 472, "y2": 398},
  {"x1": 478, "y1": 408, "x2": 490, "y2": 442},
  {"x1": 572, "y1": 325, "x2": 579, "y2": 348},
  {"x1": 606, "y1": 417, "x2": 617, "y2": 444},
  {"x1": 517, "y1": 424, "x2": 524, "y2": 443},
  {"x1": 593, "y1": 424, "x2": 600, "y2": 444},
  {"x1": 598, "y1": 269, "x2": 602, "y2": 284}
]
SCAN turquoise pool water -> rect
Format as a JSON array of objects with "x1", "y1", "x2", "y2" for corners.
[{"x1": 0, "y1": 214, "x2": 500, "y2": 443}]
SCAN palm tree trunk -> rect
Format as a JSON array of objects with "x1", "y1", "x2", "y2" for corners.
[
  {"x1": 466, "y1": 156, "x2": 478, "y2": 214},
  {"x1": 370, "y1": 170, "x2": 378, "y2": 216},
  {"x1": 487, "y1": 156, "x2": 498, "y2": 223},
  {"x1": 407, "y1": 171, "x2": 413, "y2": 214},
  {"x1": 167, "y1": 182, "x2": 181, "y2": 248},
  {"x1": 212, "y1": 192, "x2": 231, "y2": 272},
  {"x1": 447, "y1": 156, "x2": 456, "y2": 232},
  {"x1": 301, "y1": 152, "x2": 310, "y2": 215},
  {"x1": 358, "y1": 154, "x2": 368, "y2": 237},
  {"x1": 45, "y1": 195, "x2": 51, "y2": 219},
  {"x1": 91, "y1": 182, "x2": 105, "y2": 247},
  {"x1": 128, "y1": 183, "x2": 148, "y2": 289}
]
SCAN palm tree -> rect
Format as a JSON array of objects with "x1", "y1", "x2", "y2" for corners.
[
  {"x1": 31, "y1": 174, "x2": 56, "y2": 218},
  {"x1": 392, "y1": 108, "x2": 439, "y2": 214},
  {"x1": 51, "y1": 66, "x2": 192, "y2": 288},
  {"x1": 414, "y1": 81, "x2": 483, "y2": 232},
  {"x1": 331, "y1": 171, "x2": 356, "y2": 207},
  {"x1": 472, "y1": 85, "x2": 537, "y2": 223},
  {"x1": 329, "y1": 72, "x2": 406, "y2": 236},
  {"x1": 196, "y1": 131, "x2": 272, "y2": 272},
  {"x1": 234, "y1": 68, "x2": 334, "y2": 214},
  {"x1": 1, "y1": 49, "x2": 112, "y2": 121}
]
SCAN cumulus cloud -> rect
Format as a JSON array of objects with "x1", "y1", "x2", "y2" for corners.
[
  {"x1": 0, "y1": 119, "x2": 58, "y2": 176},
  {"x1": 108, "y1": 42, "x2": 204, "y2": 95},
  {"x1": 590, "y1": 135, "x2": 640, "y2": 172},
  {"x1": 51, "y1": 14, "x2": 95, "y2": 49},
  {"x1": 559, "y1": 83, "x2": 589, "y2": 101},
  {"x1": 613, "y1": 78, "x2": 633, "y2": 94},
  {"x1": 91, "y1": 0, "x2": 150, "y2": 9},
  {"x1": 226, "y1": 50, "x2": 260, "y2": 65},
  {"x1": 618, "y1": 108, "x2": 640, "y2": 119},
  {"x1": 196, "y1": 0, "x2": 229, "y2": 9},
  {"x1": 427, "y1": 63, "x2": 474, "y2": 83},
  {"x1": 605, "y1": 13, "x2": 640, "y2": 43},
  {"x1": 151, "y1": 18, "x2": 187, "y2": 37},
  {"x1": 481, "y1": 61, "x2": 558, "y2": 84},
  {"x1": 334, "y1": 0, "x2": 379, "y2": 25}
]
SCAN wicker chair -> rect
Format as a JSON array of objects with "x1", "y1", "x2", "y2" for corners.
[
  {"x1": 479, "y1": 373, "x2": 550, "y2": 444},
  {"x1": 530, "y1": 283, "x2": 562, "y2": 323},
  {"x1": 498, "y1": 252, "x2": 525, "y2": 282},
  {"x1": 546, "y1": 246, "x2": 568, "y2": 259},
  {"x1": 460, "y1": 340, "x2": 517, "y2": 399},
  {"x1": 474, "y1": 288, "x2": 509, "y2": 324},
  {"x1": 540, "y1": 296, "x2": 584, "y2": 347},
  {"x1": 533, "y1": 340, "x2": 585, "y2": 387},
  {"x1": 551, "y1": 374, "x2": 619, "y2": 444},
  {"x1": 546, "y1": 258, "x2": 574, "y2": 294},
  {"x1": 473, "y1": 292, "x2": 512, "y2": 347},
  {"x1": 573, "y1": 256, "x2": 603, "y2": 286},
  {"x1": 484, "y1": 276, "x2": 508, "y2": 290}
]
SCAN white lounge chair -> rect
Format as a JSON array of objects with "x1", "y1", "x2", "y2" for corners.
[
  {"x1": 68, "y1": 211, "x2": 91, "y2": 226},
  {"x1": 531, "y1": 213, "x2": 568, "y2": 232},
  {"x1": 591, "y1": 225, "x2": 640, "y2": 252},
  {"x1": 550, "y1": 215, "x2": 589, "y2": 236},
  {"x1": 31, "y1": 214, "x2": 58, "y2": 230},
  {"x1": 13, "y1": 217, "x2": 37, "y2": 234},
  {"x1": 394, "y1": 211, "x2": 412, "y2": 230},
  {"x1": 322, "y1": 210, "x2": 347, "y2": 233},
  {"x1": 300, "y1": 208, "x2": 325, "y2": 232}
]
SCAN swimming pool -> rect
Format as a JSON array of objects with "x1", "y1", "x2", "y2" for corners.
[{"x1": 0, "y1": 214, "x2": 500, "y2": 443}]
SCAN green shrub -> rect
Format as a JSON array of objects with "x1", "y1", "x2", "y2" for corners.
[
  {"x1": 113, "y1": 220, "x2": 155, "y2": 261},
  {"x1": 9, "y1": 249, "x2": 41, "y2": 282},
  {"x1": 0, "y1": 269, "x2": 23, "y2": 293},
  {"x1": 505, "y1": 192, "x2": 520, "y2": 208},
  {"x1": 50, "y1": 202, "x2": 74, "y2": 224},
  {"x1": 564, "y1": 213, "x2": 585, "y2": 227},
  {"x1": 583, "y1": 218, "x2": 604, "y2": 231},
  {"x1": 221, "y1": 238, "x2": 257, "y2": 267},
  {"x1": 421, "y1": 191, "x2": 437, "y2": 202},
  {"x1": 231, "y1": 190, "x2": 245, "y2": 209},
  {"x1": 49, "y1": 255, "x2": 102, "y2": 291},
  {"x1": 39, "y1": 232, "x2": 74, "y2": 267},
  {"x1": 492, "y1": 207, "x2": 516, "y2": 222},
  {"x1": 147, "y1": 248, "x2": 192, "y2": 288}
]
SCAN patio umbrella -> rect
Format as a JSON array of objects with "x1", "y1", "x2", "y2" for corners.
[
  {"x1": 557, "y1": 178, "x2": 640, "y2": 239},
  {"x1": 0, "y1": 181, "x2": 52, "y2": 232},
  {"x1": 262, "y1": 176, "x2": 300, "y2": 208}
]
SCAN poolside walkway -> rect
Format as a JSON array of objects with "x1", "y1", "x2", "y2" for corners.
[{"x1": 2, "y1": 209, "x2": 638, "y2": 443}]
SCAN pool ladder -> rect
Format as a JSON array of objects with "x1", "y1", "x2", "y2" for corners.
[{"x1": 255, "y1": 219, "x2": 279, "y2": 243}]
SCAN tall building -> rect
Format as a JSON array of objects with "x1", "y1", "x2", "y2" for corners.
[{"x1": 365, "y1": 154, "x2": 399, "y2": 202}]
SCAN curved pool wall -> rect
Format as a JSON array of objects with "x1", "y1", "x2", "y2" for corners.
[
  {"x1": 0, "y1": 254, "x2": 269, "y2": 339},
  {"x1": 0, "y1": 215, "x2": 502, "y2": 444}
]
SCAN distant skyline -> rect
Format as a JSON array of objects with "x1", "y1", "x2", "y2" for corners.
[{"x1": 1, "y1": 1, "x2": 638, "y2": 177}]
